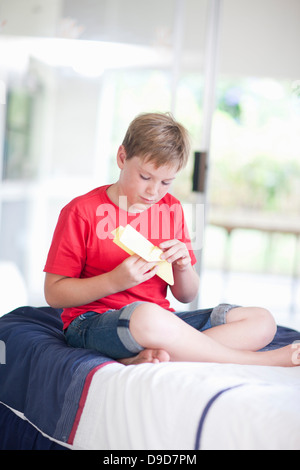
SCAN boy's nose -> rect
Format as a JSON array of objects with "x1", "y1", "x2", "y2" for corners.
[{"x1": 146, "y1": 183, "x2": 158, "y2": 196}]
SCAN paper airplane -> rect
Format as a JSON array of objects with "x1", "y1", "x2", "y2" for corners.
[{"x1": 111, "y1": 224, "x2": 174, "y2": 285}]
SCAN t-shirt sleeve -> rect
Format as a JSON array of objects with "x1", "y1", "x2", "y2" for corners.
[{"x1": 44, "y1": 206, "x2": 88, "y2": 278}]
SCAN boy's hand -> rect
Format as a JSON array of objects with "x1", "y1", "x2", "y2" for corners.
[
  {"x1": 159, "y1": 240, "x2": 191, "y2": 271},
  {"x1": 112, "y1": 254, "x2": 159, "y2": 290}
]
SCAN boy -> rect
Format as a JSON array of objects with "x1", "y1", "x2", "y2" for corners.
[{"x1": 44, "y1": 112, "x2": 299, "y2": 367}]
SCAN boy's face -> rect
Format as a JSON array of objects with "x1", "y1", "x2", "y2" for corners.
[{"x1": 116, "y1": 146, "x2": 178, "y2": 212}]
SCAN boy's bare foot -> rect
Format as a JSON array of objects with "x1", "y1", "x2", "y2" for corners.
[
  {"x1": 118, "y1": 349, "x2": 170, "y2": 366},
  {"x1": 245, "y1": 343, "x2": 300, "y2": 367},
  {"x1": 279, "y1": 342, "x2": 300, "y2": 367}
]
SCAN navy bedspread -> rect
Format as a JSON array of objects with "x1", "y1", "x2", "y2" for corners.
[
  {"x1": 0, "y1": 305, "x2": 299, "y2": 450},
  {"x1": 0, "y1": 306, "x2": 114, "y2": 448}
]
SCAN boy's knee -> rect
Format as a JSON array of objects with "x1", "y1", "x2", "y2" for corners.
[
  {"x1": 243, "y1": 307, "x2": 277, "y2": 347},
  {"x1": 256, "y1": 307, "x2": 277, "y2": 344},
  {"x1": 129, "y1": 302, "x2": 178, "y2": 347},
  {"x1": 228, "y1": 306, "x2": 277, "y2": 347},
  {"x1": 130, "y1": 302, "x2": 166, "y2": 333}
]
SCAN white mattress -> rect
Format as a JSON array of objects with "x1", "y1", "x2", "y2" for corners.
[{"x1": 73, "y1": 361, "x2": 300, "y2": 450}]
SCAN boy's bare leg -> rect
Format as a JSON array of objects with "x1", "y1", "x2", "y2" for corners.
[
  {"x1": 127, "y1": 303, "x2": 300, "y2": 367},
  {"x1": 202, "y1": 306, "x2": 277, "y2": 351}
]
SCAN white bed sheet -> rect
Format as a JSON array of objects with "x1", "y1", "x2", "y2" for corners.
[{"x1": 73, "y1": 361, "x2": 300, "y2": 450}]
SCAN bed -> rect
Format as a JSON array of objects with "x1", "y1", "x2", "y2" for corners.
[{"x1": 0, "y1": 305, "x2": 299, "y2": 451}]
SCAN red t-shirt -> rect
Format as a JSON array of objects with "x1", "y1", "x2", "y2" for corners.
[{"x1": 44, "y1": 185, "x2": 196, "y2": 329}]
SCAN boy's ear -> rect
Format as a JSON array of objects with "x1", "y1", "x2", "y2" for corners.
[{"x1": 117, "y1": 145, "x2": 127, "y2": 169}]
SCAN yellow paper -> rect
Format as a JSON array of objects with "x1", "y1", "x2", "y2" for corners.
[{"x1": 111, "y1": 225, "x2": 174, "y2": 285}]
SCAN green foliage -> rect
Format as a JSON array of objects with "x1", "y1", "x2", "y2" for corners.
[
  {"x1": 240, "y1": 156, "x2": 300, "y2": 211},
  {"x1": 209, "y1": 78, "x2": 300, "y2": 215}
]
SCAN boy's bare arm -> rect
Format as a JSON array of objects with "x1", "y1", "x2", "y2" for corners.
[
  {"x1": 159, "y1": 239, "x2": 200, "y2": 303},
  {"x1": 44, "y1": 255, "x2": 159, "y2": 309},
  {"x1": 171, "y1": 264, "x2": 200, "y2": 303},
  {"x1": 44, "y1": 272, "x2": 116, "y2": 309}
]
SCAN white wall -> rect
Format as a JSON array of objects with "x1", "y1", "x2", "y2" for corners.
[
  {"x1": 1, "y1": 0, "x2": 299, "y2": 78},
  {"x1": 219, "y1": 0, "x2": 300, "y2": 79}
]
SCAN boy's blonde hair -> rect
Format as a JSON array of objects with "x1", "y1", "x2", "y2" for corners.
[{"x1": 122, "y1": 112, "x2": 190, "y2": 170}]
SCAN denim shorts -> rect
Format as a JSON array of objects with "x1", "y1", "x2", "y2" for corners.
[{"x1": 64, "y1": 302, "x2": 239, "y2": 360}]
